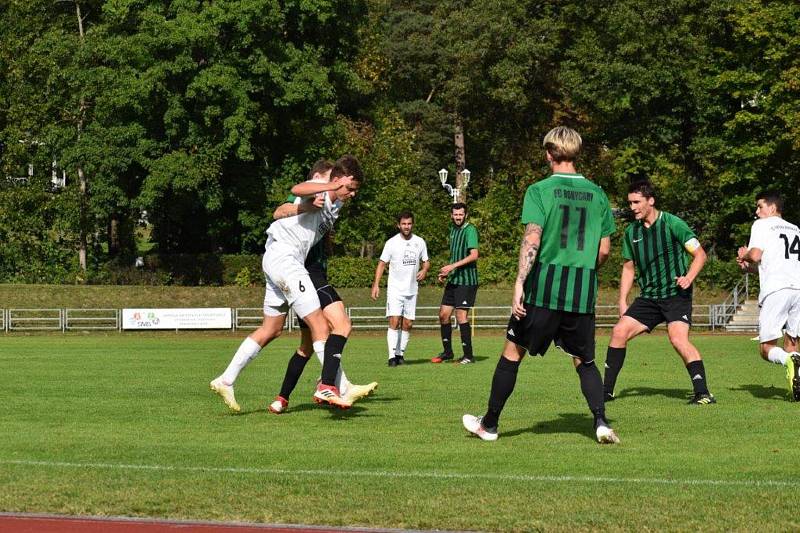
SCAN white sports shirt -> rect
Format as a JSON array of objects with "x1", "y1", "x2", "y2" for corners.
[
  {"x1": 748, "y1": 216, "x2": 800, "y2": 304},
  {"x1": 266, "y1": 179, "x2": 342, "y2": 261},
  {"x1": 379, "y1": 233, "x2": 429, "y2": 296}
]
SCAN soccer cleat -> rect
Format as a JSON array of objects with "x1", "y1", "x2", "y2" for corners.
[
  {"x1": 462, "y1": 414, "x2": 498, "y2": 441},
  {"x1": 456, "y1": 356, "x2": 474, "y2": 365},
  {"x1": 595, "y1": 424, "x2": 620, "y2": 444},
  {"x1": 604, "y1": 391, "x2": 616, "y2": 402},
  {"x1": 268, "y1": 395, "x2": 288, "y2": 414},
  {"x1": 431, "y1": 352, "x2": 454, "y2": 363},
  {"x1": 209, "y1": 377, "x2": 240, "y2": 412},
  {"x1": 787, "y1": 353, "x2": 800, "y2": 401},
  {"x1": 387, "y1": 357, "x2": 398, "y2": 367},
  {"x1": 395, "y1": 355, "x2": 405, "y2": 365},
  {"x1": 688, "y1": 392, "x2": 717, "y2": 405},
  {"x1": 343, "y1": 382, "x2": 378, "y2": 404},
  {"x1": 313, "y1": 384, "x2": 352, "y2": 409}
]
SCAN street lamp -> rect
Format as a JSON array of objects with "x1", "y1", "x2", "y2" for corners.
[{"x1": 437, "y1": 168, "x2": 471, "y2": 203}]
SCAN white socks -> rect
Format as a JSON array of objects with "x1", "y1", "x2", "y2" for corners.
[
  {"x1": 399, "y1": 330, "x2": 410, "y2": 357},
  {"x1": 768, "y1": 346, "x2": 789, "y2": 366},
  {"x1": 387, "y1": 328, "x2": 399, "y2": 358},
  {"x1": 221, "y1": 336, "x2": 262, "y2": 384}
]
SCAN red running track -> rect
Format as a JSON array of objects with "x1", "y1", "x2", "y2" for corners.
[{"x1": 0, "y1": 513, "x2": 396, "y2": 533}]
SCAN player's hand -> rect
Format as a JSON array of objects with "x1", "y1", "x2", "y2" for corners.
[
  {"x1": 511, "y1": 282, "x2": 526, "y2": 319},
  {"x1": 334, "y1": 175, "x2": 354, "y2": 190},
  {"x1": 736, "y1": 246, "x2": 749, "y2": 261},
  {"x1": 437, "y1": 274, "x2": 446, "y2": 283},
  {"x1": 416, "y1": 270, "x2": 427, "y2": 282},
  {"x1": 370, "y1": 285, "x2": 379, "y2": 300},
  {"x1": 735, "y1": 256, "x2": 748, "y2": 270},
  {"x1": 675, "y1": 276, "x2": 693, "y2": 289},
  {"x1": 439, "y1": 264, "x2": 454, "y2": 278},
  {"x1": 311, "y1": 194, "x2": 325, "y2": 209},
  {"x1": 618, "y1": 301, "x2": 628, "y2": 318}
]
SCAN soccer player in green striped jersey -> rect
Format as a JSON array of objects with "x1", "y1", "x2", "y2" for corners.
[
  {"x1": 603, "y1": 180, "x2": 715, "y2": 405},
  {"x1": 463, "y1": 126, "x2": 620, "y2": 444},
  {"x1": 431, "y1": 203, "x2": 480, "y2": 365}
]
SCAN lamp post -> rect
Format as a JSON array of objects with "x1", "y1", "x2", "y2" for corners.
[{"x1": 437, "y1": 168, "x2": 471, "y2": 203}]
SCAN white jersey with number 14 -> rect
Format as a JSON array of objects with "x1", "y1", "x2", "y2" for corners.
[{"x1": 748, "y1": 216, "x2": 800, "y2": 304}]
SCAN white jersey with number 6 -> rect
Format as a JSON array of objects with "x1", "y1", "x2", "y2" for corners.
[
  {"x1": 748, "y1": 216, "x2": 800, "y2": 304},
  {"x1": 266, "y1": 179, "x2": 342, "y2": 262}
]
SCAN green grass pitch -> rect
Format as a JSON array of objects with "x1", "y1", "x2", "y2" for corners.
[{"x1": 0, "y1": 332, "x2": 797, "y2": 531}]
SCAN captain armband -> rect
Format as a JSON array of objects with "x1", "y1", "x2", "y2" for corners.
[{"x1": 684, "y1": 238, "x2": 701, "y2": 253}]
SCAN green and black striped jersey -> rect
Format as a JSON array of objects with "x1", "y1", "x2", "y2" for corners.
[
  {"x1": 622, "y1": 211, "x2": 696, "y2": 299},
  {"x1": 448, "y1": 222, "x2": 479, "y2": 286},
  {"x1": 521, "y1": 173, "x2": 615, "y2": 314}
]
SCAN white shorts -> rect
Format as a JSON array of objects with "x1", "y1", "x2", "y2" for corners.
[
  {"x1": 385, "y1": 291, "x2": 418, "y2": 320},
  {"x1": 261, "y1": 241, "x2": 321, "y2": 319},
  {"x1": 758, "y1": 288, "x2": 800, "y2": 342}
]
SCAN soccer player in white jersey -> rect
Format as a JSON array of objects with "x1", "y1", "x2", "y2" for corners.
[
  {"x1": 210, "y1": 156, "x2": 363, "y2": 411},
  {"x1": 371, "y1": 211, "x2": 430, "y2": 366},
  {"x1": 266, "y1": 160, "x2": 377, "y2": 413},
  {"x1": 737, "y1": 191, "x2": 800, "y2": 400}
]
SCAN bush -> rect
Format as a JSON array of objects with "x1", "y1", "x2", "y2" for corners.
[{"x1": 327, "y1": 256, "x2": 378, "y2": 288}]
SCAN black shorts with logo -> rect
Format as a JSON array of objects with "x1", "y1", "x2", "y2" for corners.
[
  {"x1": 624, "y1": 294, "x2": 692, "y2": 331},
  {"x1": 505, "y1": 304, "x2": 596, "y2": 361},
  {"x1": 441, "y1": 283, "x2": 478, "y2": 309},
  {"x1": 297, "y1": 267, "x2": 342, "y2": 329}
]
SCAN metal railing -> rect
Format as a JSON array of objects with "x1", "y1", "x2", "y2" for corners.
[
  {"x1": 0, "y1": 304, "x2": 727, "y2": 333},
  {"x1": 8, "y1": 308, "x2": 63, "y2": 331},
  {"x1": 711, "y1": 274, "x2": 750, "y2": 328},
  {"x1": 64, "y1": 309, "x2": 120, "y2": 331}
]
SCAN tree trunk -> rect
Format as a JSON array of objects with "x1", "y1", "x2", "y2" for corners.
[
  {"x1": 108, "y1": 216, "x2": 120, "y2": 257},
  {"x1": 453, "y1": 114, "x2": 467, "y2": 204},
  {"x1": 77, "y1": 164, "x2": 87, "y2": 273},
  {"x1": 75, "y1": 1, "x2": 88, "y2": 279}
]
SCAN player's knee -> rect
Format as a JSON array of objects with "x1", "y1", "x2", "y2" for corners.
[
  {"x1": 611, "y1": 323, "x2": 629, "y2": 343},
  {"x1": 336, "y1": 318, "x2": 352, "y2": 338},
  {"x1": 438, "y1": 311, "x2": 450, "y2": 323},
  {"x1": 402, "y1": 319, "x2": 413, "y2": 331},
  {"x1": 759, "y1": 345, "x2": 772, "y2": 360},
  {"x1": 668, "y1": 332, "x2": 688, "y2": 349}
]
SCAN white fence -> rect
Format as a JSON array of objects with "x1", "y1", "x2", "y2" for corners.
[{"x1": 0, "y1": 304, "x2": 729, "y2": 332}]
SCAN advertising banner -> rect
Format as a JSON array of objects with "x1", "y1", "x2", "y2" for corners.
[{"x1": 122, "y1": 308, "x2": 232, "y2": 330}]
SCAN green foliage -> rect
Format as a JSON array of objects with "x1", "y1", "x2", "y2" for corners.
[
  {"x1": 1, "y1": 0, "x2": 797, "y2": 289},
  {"x1": 327, "y1": 256, "x2": 378, "y2": 288}
]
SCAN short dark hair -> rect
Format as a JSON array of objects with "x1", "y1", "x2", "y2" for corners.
[
  {"x1": 756, "y1": 190, "x2": 783, "y2": 214},
  {"x1": 397, "y1": 210, "x2": 414, "y2": 223},
  {"x1": 331, "y1": 154, "x2": 364, "y2": 183},
  {"x1": 628, "y1": 180, "x2": 657, "y2": 201},
  {"x1": 306, "y1": 159, "x2": 334, "y2": 180},
  {"x1": 451, "y1": 202, "x2": 467, "y2": 213}
]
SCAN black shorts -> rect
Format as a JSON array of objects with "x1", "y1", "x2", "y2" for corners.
[
  {"x1": 441, "y1": 283, "x2": 478, "y2": 309},
  {"x1": 306, "y1": 263, "x2": 328, "y2": 290},
  {"x1": 505, "y1": 304, "x2": 596, "y2": 361},
  {"x1": 298, "y1": 284, "x2": 342, "y2": 329},
  {"x1": 625, "y1": 294, "x2": 692, "y2": 331}
]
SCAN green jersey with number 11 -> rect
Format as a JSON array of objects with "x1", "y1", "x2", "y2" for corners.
[{"x1": 521, "y1": 173, "x2": 615, "y2": 314}]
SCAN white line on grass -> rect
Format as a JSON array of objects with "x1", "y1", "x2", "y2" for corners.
[{"x1": 2, "y1": 459, "x2": 797, "y2": 489}]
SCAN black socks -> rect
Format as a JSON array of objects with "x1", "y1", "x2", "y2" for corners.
[{"x1": 483, "y1": 356, "x2": 520, "y2": 430}]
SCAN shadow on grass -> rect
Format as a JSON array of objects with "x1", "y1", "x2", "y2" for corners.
[
  {"x1": 501, "y1": 412, "x2": 596, "y2": 442},
  {"x1": 730, "y1": 383, "x2": 787, "y2": 400},
  {"x1": 616, "y1": 386, "x2": 688, "y2": 401},
  {"x1": 403, "y1": 355, "x2": 491, "y2": 366}
]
